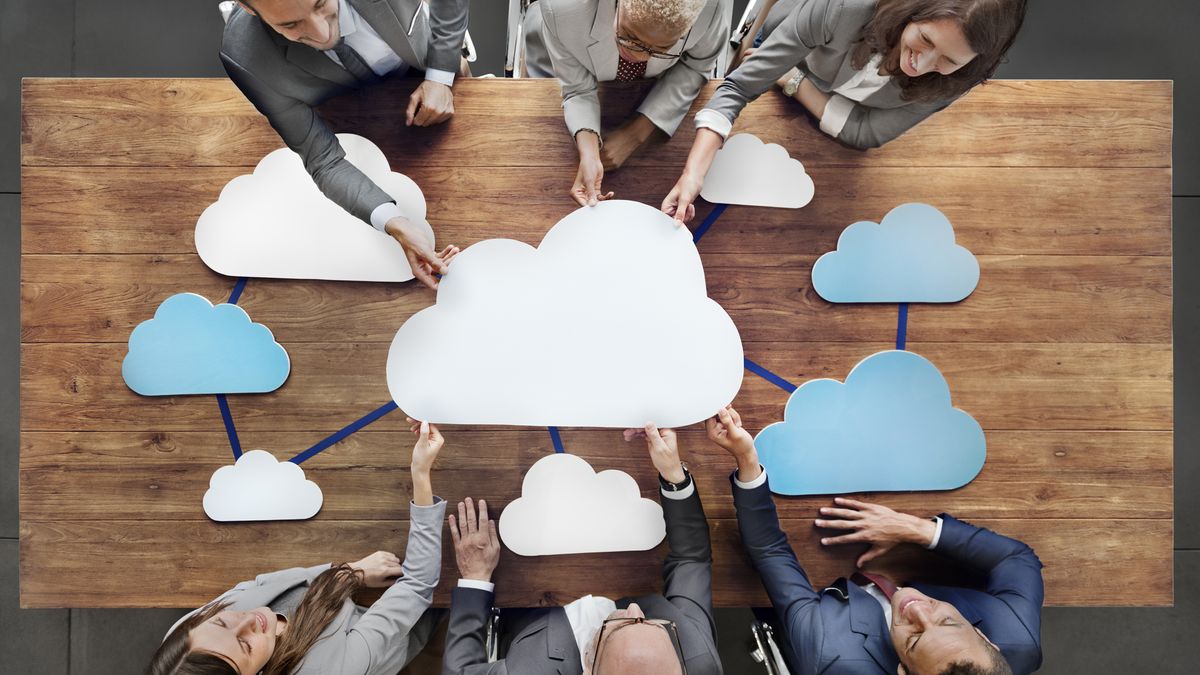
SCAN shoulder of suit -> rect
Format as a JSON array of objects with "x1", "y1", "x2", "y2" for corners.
[
  {"x1": 538, "y1": 0, "x2": 599, "y2": 29},
  {"x1": 220, "y1": 6, "x2": 288, "y2": 69}
]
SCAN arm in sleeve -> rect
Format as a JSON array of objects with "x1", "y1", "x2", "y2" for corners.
[
  {"x1": 832, "y1": 97, "x2": 951, "y2": 149},
  {"x1": 637, "y1": 0, "x2": 732, "y2": 136},
  {"x1": 441, "y1": 586, "x2": 509, "y2": 675},
  {"x1": 540, "y1": 1, "x2": 602, "y2": 138},
  {"x1": 425, "y1": 0, "x2": 470, "y2": 74},
  {"x1": 233, "y1": 563, "x2": 335, "y2": 592},
  {"x1": 339, "y1": 499, "x2": 449, "y2": 674},
  {"x1": 933, "y1": 514, "x2": 1045, "y2": 645},
  {"x1": 220, "y1": 53, "x2": 397, "y2": 226},
  {"x1": 660, "y1": 489, "x2": 717, "y2": 640}
]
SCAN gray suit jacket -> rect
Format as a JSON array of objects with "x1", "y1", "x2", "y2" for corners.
[
  {"x1": 442, "y1": 488, "x2": 722, "y2": 675},
  {"x1": 165, "y1": 500, "x2": 447, "y2": 674},
  {"x1": 705, "y1": 0, "x2": 954, "y2": 148},
  {"x1": 220, "y1": 0, "x2": 469, "y2": 226},
  {"x1": 524, "y1": 0, "x2": 732, "y2": 138}
]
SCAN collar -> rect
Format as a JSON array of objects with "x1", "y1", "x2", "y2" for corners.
[{"x1": 336, "y1": 0, "x2": 359, "y2": 40}]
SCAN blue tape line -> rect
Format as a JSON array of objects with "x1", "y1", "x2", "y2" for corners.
[
  {"x1": 288, "y1": 401, "x2": 399, "y2": 465},
  {"x1": 744, "y1": 357, "x2": 798, "y2": 393},
  {"x1": 216, "y1": 394, "x2": 242, "y2": 460},
  {"x1": 896, "y1": 302, "x2": 908, "y2": 350},
  {"x1": 227, "y1": 277, "x2": 248, "y2": 305},
  {"x1": 548, "y1": 426, "x2": 565, "y2": 453},
  {"x1": 692, "y1": 203, "x2": 728, "y2": 243}
]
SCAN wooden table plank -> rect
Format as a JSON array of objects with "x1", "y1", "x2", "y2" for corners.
[{"x1": 19, "y1": 518, "x2": 1171, "y2": 608}]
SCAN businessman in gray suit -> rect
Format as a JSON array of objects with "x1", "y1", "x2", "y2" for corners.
[
  {"x1": 442, "y1": 424, "x2": 723, "y2": 675},
  {"x1": 221, "y1": 0, "x2": 469, "y2": 288}
]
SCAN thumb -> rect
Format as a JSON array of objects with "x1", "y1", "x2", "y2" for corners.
[
  {"x1": 406, "y1": 92, "x2": 420, "y2": 126},
  {"x1": 420, "y1": 420, "x2": 430, "y2": 437},
  {"x1": 857, "y1": 544, "x2": 888, "y2": 568}
]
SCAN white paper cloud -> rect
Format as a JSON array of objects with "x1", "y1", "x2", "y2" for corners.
[
  {"x1": 203, "y1": 450, "x2": 323, "y2": 522},
  {"x1": 499, "y1": 453, "x2": 666, "y2": 556},
  {"x1": 700, "y1": 133, "x2": 815, "y2": 208},
  {"x1": 385, "y1": 200, "x2": 744, "y2": 427},
  {"x1": 195, "y1": 133, "x2": 434, "y2": 282}
]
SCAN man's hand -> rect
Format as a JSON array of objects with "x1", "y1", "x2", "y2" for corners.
[
  {"x1": 705, "y1": 405, "x2": 761, "y2": 483},
  {"x1": 815, "y1": 497, "x2": 938, "y2": 568},
  {"x1": 407, "y1": 418, "x2": 444, "y2": 475},
  {"x1": 384, "y1": 216, "x2": 456, "y2": 290},
  {"x1": 407, "y1": 80, "x2": 455, "y2": 127},
  {"x1": 661, "y1": 170, "x2": 703, "y2": 225},
  {"x1": 599, "y1": 115, "x2": 656, "y2": 171},
  {"x1": 625, "y1": 423, "x2": 685, "y2": 484},
  {"x1": 348, "y1": 550, "x2": 404, "y2": 588},
  {"x1": 449, "y1": 497, "x2": 501, "y2": 583}
]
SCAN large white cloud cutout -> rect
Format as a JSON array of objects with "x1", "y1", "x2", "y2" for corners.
[
  {"x1": 811, "y1": 202, "x2": 980, "y2": 303},
  {"x1": 385, "y1": 200, "x2": 744, "y2": 427},
  {"x1": 203, "y1": 450, "x2": 324, "y2": 522},
  {"x1": 700, "y1": 133, "x2": 815, "y2": 208},
  {"x1": 195, "y1": 133, "x2": 434, "y2": 282},
  {"x1": 498, "y1": 453, "x2": 666, "y2": 556}
]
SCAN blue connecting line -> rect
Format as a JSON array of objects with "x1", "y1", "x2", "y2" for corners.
[
  {"x1": 692, "y1": 203, "x2": 728, "y2": 243},
  {"x1": 216, "y1": 394, "x2": 243, "y2": 460},
  {"x1": 288, "y1": 401, "x2": 400, "y2": 465},
  {"x1": 548, "y1": 426, "x2": 565, "y2": 453},
  {"x1": 896, "y1": 303, "x2": 909, "y2": 350},
  {"x1": 743, "y1": 357, "x2": 797, "y2": 393},
  {"x1": 227, "y1": 277, "x2": 249, "y2": 305}
]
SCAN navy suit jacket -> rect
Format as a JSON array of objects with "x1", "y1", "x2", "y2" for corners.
[{"x1": 733, "y1": 473, "x2": 1044, "y2": 674}]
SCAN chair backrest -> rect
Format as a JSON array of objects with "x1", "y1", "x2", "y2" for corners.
[
  {"x1": 218, "y1": 0, "x2": 237, "y2": 24},
  {"x1": 505, "y1": 0, "x2": 532, "y2": 77}
]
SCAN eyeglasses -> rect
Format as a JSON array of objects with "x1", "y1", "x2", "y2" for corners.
[
  {"x1": 590, "y1": 617, "x2": 688, "y2": 674},
  {"x1": 614, "y1": 5, "x2": 691, "y2": 60}
]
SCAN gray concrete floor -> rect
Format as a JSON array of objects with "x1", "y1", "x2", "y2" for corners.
[{"x1": 1, "y1": 0, "x2": 1197, "y2": 672}]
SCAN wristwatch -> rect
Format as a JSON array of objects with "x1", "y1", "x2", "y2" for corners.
[
  {"x1": 783, "y1": 69, "x2": 805, "y2": 97},
  {"x1": 658, "y1": 463, "x2": 692, "y2": 492}
]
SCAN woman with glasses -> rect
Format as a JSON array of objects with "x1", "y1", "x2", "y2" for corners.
[
  {"x1": 662, "y1": 0, "x2": 1028, "y2": 223},
  {"x1": 145, "y1": 421, "x2": 450, "y2": 675},
  {"x1": 522, "y1": 0, "x2": 732, "y2": 207}
]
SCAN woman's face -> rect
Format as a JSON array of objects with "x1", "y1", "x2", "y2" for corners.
[
  {"x1": 897, "y1": 18, "x2": 978, "y2": 77},
  {"x1": 189, "y1": 607, "x2": 285, "y2": 674}
]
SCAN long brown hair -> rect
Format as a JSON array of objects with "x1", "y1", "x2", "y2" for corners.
[
  {"x1": 145, "y1": 565, "x2": 364, "y2": 675},
  {"x1": 852, "y1": 0, "x2": 1028, "y2": 102}
]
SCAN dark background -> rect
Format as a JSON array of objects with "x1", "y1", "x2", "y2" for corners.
[{"x1": 1, "y1": 1, "x2": 1197, "y2": 671}]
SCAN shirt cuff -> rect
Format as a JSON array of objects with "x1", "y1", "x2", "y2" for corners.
[
  {"x1": 819, "y1": 94, "x2": 856, "y2": 137},
  {"x1": 370, "y1": 201, "x2": 404, "y2": 232},
  {"x1": 733, "y1": 465, "x2": 768, "y2": 490},
  {"x1": 695, "y1": 108, "x2": 733, "y2": 139},
  {"x1": 926, "y1": 516, "x2": 944, "y2": 549},
  {"x1": 660, "y1": 477, "x2": 696, "y2": 500},
  {"x1": 424, "y1": 68, "x2": 456, "y2": 87},
  {"x1": 457, "y1": 579, "x2": 495, "y2": 593}
]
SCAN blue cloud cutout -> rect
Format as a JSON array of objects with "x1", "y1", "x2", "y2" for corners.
[
  {"x1": 812, "y1": 203, "x2": 979, "y2": 302},
  {"x1": 754, "y1": 350, "x2": 985, "y2": 495},
  {"x1": 122, "y1": 293, "x2": 290, "y2": 396}
]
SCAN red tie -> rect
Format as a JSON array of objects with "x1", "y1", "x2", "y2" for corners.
[
  {"x1": 616, "y1": 54, "x2": 648, "y2": 81},
  {"x1": 852, "y1": 571, "x2": 900, "y2": 600}
]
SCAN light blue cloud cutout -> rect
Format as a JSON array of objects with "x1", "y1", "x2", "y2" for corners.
[
  {"x1": 122, "y1": 293, "x2": 290, "y2": 396},
  {"x1": 811, "y1": 203, "x2": 979, "y2": 303},
  {"x1": 754, "y1": 350, "x2": 985, "y2": 495}
]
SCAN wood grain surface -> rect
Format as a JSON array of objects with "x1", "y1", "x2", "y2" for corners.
[{"x1": 20, "y1": 77, "x2": 1172, "y2": 608}]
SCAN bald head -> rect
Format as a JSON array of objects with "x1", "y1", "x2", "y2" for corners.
[{"x1": 584, "y1": 603, "x2": 684, "y2": 675}]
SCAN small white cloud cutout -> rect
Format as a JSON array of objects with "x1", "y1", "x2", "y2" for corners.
[
  {"x1": 700, "y1": 133, "x2": 815, "y2": 208},
  {"x1": 498, "y1": 453, "x2": 666, "y2": 556},
  {"x1": 385, "y1": 199, "x2": 744, "y2": 428},
  {"x1": 195, "y1": 133, "x2": 434, "y2": 282},
  {"x1": 203, "y1": 450, "x2": 323, "y2": 522}
]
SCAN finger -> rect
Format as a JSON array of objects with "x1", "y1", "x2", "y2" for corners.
[
  {"x1": 586, "y1": 184, "x2": 599, "y2": 207},
  {"x1": 572, "y1": 188, "x2": 589, "y2": 208},
  {"x1": 729, "y1": 406, "x2": 743, "y2": 427},
  {"x1": 813, "y1": 518, "x2": 862, "y2": 530},
  {"x1": 703, "y1": 416, "x2": 718, "y2": 437},
  {"x1": 834, "y1": 497, "x2": 870, "y2": 510},
  {"x1": 820, "y1": 532, "x2": 866, "y2": 546},
  {"x1": 414, "y1": 103, "x2": 435, "y2": 127},
  {"x1": 420, "y1": 420, "x2": 430, "y2": 438},
  {"x1": 465, "y1": 497, "x2": 478, "y2": 533},
  {"x1": 405, "y1": 247, "x2": 439, "y2": 290},
  {"x1": 716, "y1": 407, "x2": 734, "y2": 429},
  {"x1": 448, "y1": 515, "x2": 461, "y2": 544},
  {"x1": 818, "y1": 507, "x2": 865, "y2": 520},
  {"x1": 478, "y1": 499, "x2": 489, "y2": 526},
  {"x1": 488, "y1": 519, "x2": 499, "y2": 545},
  {"x1": 598, "y1": 191, "x2": 615, "y2": 201},
  {"x1": 406, "y1": 94, "x2": 420, "y2": 126},
  {"x1": 857, "y1": 545, "x2": 889, "y2": 568},
  {"x1": 457, "y1": 501, "x2": 467, "y2": 532}
]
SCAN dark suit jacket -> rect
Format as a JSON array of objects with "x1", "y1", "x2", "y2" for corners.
[
  {"x1": 442, "y1": 488, "x2": 723, "y2": 674},
  {"x1": 219, "y1": 0, "x2": 468, "y2": 226},
  {"x1": 733, "y1": 473, "x2": 1044, "y2": 674}
]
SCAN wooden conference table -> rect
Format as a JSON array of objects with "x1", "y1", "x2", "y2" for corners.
[{"x1": 19, "y1": 78, "x2": 1172, "y2": 608}]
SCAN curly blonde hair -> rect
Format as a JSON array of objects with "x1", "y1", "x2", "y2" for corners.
[{"x1": 620, "y1": 0, "x2": 706, "y2": 37}]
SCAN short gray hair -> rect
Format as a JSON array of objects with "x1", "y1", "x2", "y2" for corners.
[{"x1": 619, "y1": 0, "x2": 706, "y2": 36}]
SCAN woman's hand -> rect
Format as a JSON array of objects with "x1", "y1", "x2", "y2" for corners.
[
  {"x1": 349, "y1": 550, "x2": 404, "y2": 588},
  {"x1": 571, "y1": 130, "x2": 615, "y2": 207},
  {"x1": 815, "y1": 497, "x2": 938, "y2": 568},
  {"x1": 408, "y1": 418, "x2": 443, "y2": 506},
  {"x1": 661, "y1": 170, "x2": 703, "y2": 225}
]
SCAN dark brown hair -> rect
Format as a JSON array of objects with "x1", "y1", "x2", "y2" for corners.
[
  {"x1": 145, "y1": 565, "x2": 364, "y2": 675},
  {"x1": 852, "y1": 0, "x2": 1028, "y2": 102}
]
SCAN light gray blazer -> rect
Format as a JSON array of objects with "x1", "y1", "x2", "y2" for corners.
[
  {"x1": 165, "y1": 499, "x2": 447, "y2": 675},
  {"x1": 524, "y1": 0, "x2": 732, "y2": 138},
  {"x1": 220, "y1": 0, "x2": 469, "y2": 226},
  {"x1": 706, "y1": 0, "x2": 955, "y2": 148}
]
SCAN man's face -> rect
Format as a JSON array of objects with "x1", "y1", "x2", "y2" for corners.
[
  {"x1": 241, "y1": 0, "x2": 340, "y2": 51},
  {"x1": 889, "y1": 587, "x2": 998, "y2": 675}
]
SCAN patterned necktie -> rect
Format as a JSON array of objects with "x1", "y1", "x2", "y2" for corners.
[
  {"x1": 852, "y1": 571, "x2": 900, "y2": 600},
  {"x1": 616, "y1": 54, "x2": 648, "y2": 81},
  {"x1": 332, "y1": 38, "x2": 378, "y2": 83}
]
